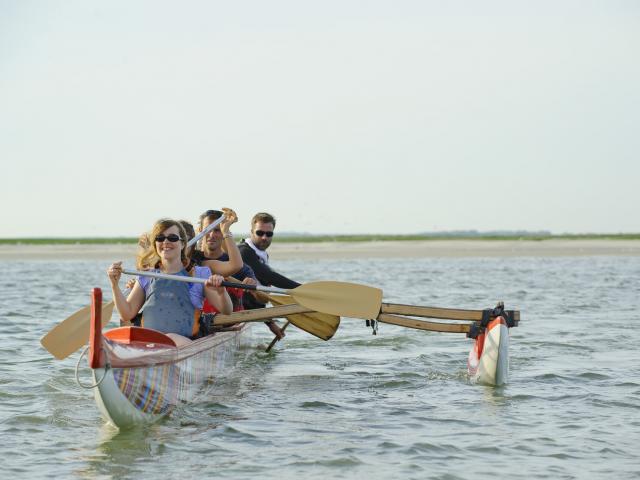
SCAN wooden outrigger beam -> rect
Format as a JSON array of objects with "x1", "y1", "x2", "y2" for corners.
[
  {"x1": 381, "y1": 303, "x2": 520, "y2": 325},
  {"x1": 214, "y1": 303, "x2": 520, "y2": 335},
  {"x1": 377, "y1": 313, "x2": 473, "y2": 334}
]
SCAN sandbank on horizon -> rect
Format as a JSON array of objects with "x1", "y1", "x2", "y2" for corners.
[{"x1": 1, "y1": 239, "x2": 639, "y2": 261}]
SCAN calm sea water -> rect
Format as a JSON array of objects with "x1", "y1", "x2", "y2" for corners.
[{"x1": 0, "y1": 255, "x2": 639, "y2": 479}]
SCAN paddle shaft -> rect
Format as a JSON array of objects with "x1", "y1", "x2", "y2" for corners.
[
  {"x1": 266, "y1": 320, "x2": 290, "y2": 352},
  {"x1": 187, "y1": 214, "x2": 225, "y2": 248},
  {"x1": 123, "y1": 269, "x2": 289, "y2": 294}
]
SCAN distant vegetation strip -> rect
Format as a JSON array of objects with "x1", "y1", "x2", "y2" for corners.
[{"x1": 1, "y1": 233, "x2": 640, "y2": 245}]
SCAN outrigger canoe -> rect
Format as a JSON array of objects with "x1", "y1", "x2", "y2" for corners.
[{"x1": 85, "y1": 289, "x2": 251, "y2": 429}]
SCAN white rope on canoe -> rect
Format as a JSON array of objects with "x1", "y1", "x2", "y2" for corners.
[{"x1": 75, "y1": 345, "x2": 109, "y2": 389}]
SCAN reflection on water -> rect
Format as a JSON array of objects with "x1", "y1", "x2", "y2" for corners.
[
  {"x1": 86, "y1": 425, "x2": 157, "y2": 478},
  {"x1": 1, "y1": 257, "x2": 639, "y2": 479}
]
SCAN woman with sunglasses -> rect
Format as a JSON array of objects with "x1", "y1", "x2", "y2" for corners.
[{"x1": 107, "y1": 218, "x2": 233, "y2": 346}]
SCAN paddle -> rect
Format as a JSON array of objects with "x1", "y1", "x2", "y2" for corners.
[
  {"x1": 41, "y1": 301, "x2": 115, "y2": 360},
  {"x1": 40, "y1": 215, "x2": 227, "y2": 360},
  {"x1": 219, "y1": 282, "x2": 338, "y2": 340},
  {"x1": 188, "y1": 213, "x2": 227, "y2": 248},
  {"x1": 267, "y1": 294, "x2": 340, "y2": 340},
  {"x1": 123, "y1": 269, "x2": 383, "y2": 319}
]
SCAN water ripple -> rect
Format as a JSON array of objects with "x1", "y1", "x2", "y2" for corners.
[{"x1": 1, "y1": 256, "x2": 639, "y2": 479}]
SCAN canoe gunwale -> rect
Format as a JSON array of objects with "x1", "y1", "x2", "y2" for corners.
[{"x1": 97, "y1": 325, "x2": 249, "y2": 370}]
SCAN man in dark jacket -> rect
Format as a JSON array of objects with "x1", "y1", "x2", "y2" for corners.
[{"x1": 238, "y1": 212, "x2": 300, "y2": 309}]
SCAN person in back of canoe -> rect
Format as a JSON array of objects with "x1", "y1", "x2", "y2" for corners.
[
  {"x1": 189, "y1": 207, "x2": 245, "y2": 278},
  {"x1": 239, "y1": 212, "x2": 300, "y2": 311},
  {"x1": 190, "y1": 210, "x2": 285, "y2": 339},
  {"x1": 179, "y1": 216, "x2": 248, "y2": 313},
  {"x1": 191, "y1": 209, "x2": 256, "y2": 282},
  {"x1": 179, "y1": 220, "x2": 197, "y2": 259},
  {"x1": 107, "y1": 219, "x2": 233, "y2": 346}
]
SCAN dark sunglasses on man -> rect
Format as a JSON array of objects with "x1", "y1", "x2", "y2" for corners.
[{"x1": 254, "y1": 230, "x2": 274, "y2": 238}]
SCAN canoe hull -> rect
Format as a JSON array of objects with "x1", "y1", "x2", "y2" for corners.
[
  {"x1": 91, "y1": 325, "x2": 250, "y2": 429},
  {"x1": 467, "y1": 316, "x2": 509, "y2": 386},
  {"x1": 93, "y1": 365, "x2": 166, "y2": 427}
]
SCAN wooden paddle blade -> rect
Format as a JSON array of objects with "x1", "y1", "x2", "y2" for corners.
[
  {"x1": 268, "y1": 294, "x2": 339, "y2": 341},
  {"x1": 40, "y1": 301, "x2": 114, "y2": 360},
  {"x1": 291, "y1": 281, "x2": 382, "y2": 319}
]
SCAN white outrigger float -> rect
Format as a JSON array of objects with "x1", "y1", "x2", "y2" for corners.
[
  {"x1": 466, "y1": 305, "x2": 513, "y2": 386},
  {"x1": 43, "y1": 275, "x2": 520, "y2": 429}
]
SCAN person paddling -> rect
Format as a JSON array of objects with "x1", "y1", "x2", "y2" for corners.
[
  {"x1": 192, "y1": 209, "x2": 284, "y2": 339},
  {"x1": 107, "y1": 219, "x2": 232, "y2": 346},
  {"x1": 191, "y1": 209, "x2": 256, "y2": 283},
  {"x1": 239, "y1": 212, "x2": 300, "y2": 300}
]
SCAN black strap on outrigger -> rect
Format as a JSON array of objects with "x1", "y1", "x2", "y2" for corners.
[
  {"x1": 365, "y1": 318, "x2": 379, "y2": 335},
  {"x1": 467, "y1": 301, "x2": 518, "y2": 339}
]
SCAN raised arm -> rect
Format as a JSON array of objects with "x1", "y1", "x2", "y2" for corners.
[
  {"x1": 203, "y1": 207, "x2": 243, "y2": 276},
  {"x1": 107, "y1": 261, "x2": 145, "y2": 321}
]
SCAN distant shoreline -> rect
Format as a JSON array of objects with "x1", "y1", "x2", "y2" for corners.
[
  {"x1": 0, "y1": 233, "x2": 639, "y2": 245},
  {"x1": 1, "y1": 239, "x2": 639, "y2": 260}
]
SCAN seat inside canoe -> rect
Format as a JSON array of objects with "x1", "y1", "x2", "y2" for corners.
[{"x1": 104, "y1": 326, "x2": 177, "y2": 347}]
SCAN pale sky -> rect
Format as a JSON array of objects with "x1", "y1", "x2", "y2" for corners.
[{"x1": 1, "y1": 1, "x2": 638, "y2": 237}]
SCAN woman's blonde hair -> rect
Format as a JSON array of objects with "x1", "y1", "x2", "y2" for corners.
[{"x1": 137, "y1": 219, "x2": 189, "y2": 270}]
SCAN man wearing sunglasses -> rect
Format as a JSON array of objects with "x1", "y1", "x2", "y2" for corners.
[
  {"x1": 239, "y1": 212, "x2": 300, "y2": 304},
  {"x1": 192, "y1": 210, "x2": 256, "y2": 282},
  {"x1": 194, "y1": 210, "x2": 285, "y2": 339}
]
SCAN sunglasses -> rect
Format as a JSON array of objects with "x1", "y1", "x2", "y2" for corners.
[
  {"x1": 255, "y1": 230, "x2": 274, "y2": 238},
  {"x1": 155, "y1": 234, "x2": 182, "y2": 243}
]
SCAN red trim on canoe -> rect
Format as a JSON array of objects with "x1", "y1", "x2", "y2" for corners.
[
  {"x1": 475, "y1": 316, "x2": 507, "y2": 358},
  {"x1": 487, "y1": 316, "x2": 507, "y2": 331},
  {"x1": 104, "y1": 326, "x2": 177, "y2": 347},
  {"x1": 89, "y1": 288, "x2": 103, "y2": 368}
]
